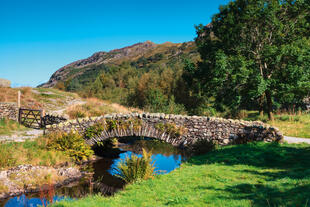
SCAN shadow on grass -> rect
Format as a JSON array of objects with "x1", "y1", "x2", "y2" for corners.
[{"x1": 187, "y1": 142, "x2": 310, "y2": 206}]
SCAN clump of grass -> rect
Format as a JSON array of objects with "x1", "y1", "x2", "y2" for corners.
[
  {"x1": 66, "y1": 100, "x2": 117, "y2": 119},
  {"x1": 0, "y1": 118, "x2": 27, "y2": 135},
  {"x1": 66, "y1": 98, "x2": 142, "y2": 119},
  {"x1": 114, "y1": 148, "x2": 156, "y2": 184},
  {"x1": 46, "y1": 131, "x2": 94, "y2": 162},
  {"x1": 66, "y1": 105, "x2": 88, "y2": 118}
]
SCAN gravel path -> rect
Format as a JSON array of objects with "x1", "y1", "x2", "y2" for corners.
[
  {"x1": 284, "y1": 136, "x2": 310, "y2": 144},
  {"x1": 0, "y1": 91, "x2": 86, "y2": 143},
  {"x1": 0, "y1": 129, "x2": 43, "y2": 142}
]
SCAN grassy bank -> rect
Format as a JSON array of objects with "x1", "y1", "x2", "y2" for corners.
[
  {"x1": 243, "y1": 111, "x2": 310, "y2": 138},
  {"x1": 0, "y1": 138, "x2": 73, "y2": 170},
  {"x1": 0, "y1": 118, "x2": 27, "y2": 136},
  {"x1": 51, "y1": 142, "x2": 310, "y2": 207}
]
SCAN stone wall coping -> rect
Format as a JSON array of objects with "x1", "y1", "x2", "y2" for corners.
[{"x1": 48, "y1": 113, "x2": 275, "y2": 130}]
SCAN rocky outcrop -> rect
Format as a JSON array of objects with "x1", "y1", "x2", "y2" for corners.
[
  {"x1": 47, "y1": 113, "x2": 283, "y2": 147},
  {"x1": 39, "y1": 41, "x2": 158, "y2": 88},
  {"x1": 0, "y1": 79, "x2": 11, "y2": 88}
]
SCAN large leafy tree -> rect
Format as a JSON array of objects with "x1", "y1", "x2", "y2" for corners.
[{"x1": 192, "y1": 0, "x2": 310, "y2": 120}]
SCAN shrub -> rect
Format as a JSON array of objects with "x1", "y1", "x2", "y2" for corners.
[
  {"x1": 46, "y1": 131, "x2": 93, "y2": 162},
  {"x1": 114, "y1": 149, "x2": 156, "y2": 183}
]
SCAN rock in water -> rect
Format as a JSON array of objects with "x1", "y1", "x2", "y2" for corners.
[{"x1": 0, "y1": 78, "x2": 11, "y2": 87}]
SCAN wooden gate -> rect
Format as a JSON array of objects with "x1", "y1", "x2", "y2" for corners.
[{"x1": 18, "y1": 108, "x2": 43, "y2": 129}]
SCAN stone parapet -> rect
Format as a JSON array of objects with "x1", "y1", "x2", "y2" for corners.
[{"x1": 47, "y1": 113, "x2": 283, "y2": 147}]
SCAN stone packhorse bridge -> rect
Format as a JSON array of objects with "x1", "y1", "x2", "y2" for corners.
[{"x1": 46, "y1": 113, "x2": 283, "y2": 147}]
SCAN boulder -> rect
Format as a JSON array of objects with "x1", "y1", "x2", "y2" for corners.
[{"x1": 0, "y1": 78, "x2": 11, "y2": 87}]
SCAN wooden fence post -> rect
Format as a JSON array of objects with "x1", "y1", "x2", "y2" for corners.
[
  {"x1": 18, "y1": 109, "x2": 21, "y2": 124},
  {"x1": 17, "y1": 90, "x2": 21, "y2": 108}
]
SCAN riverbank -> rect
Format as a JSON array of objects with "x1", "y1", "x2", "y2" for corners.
[
  {"x1": 0, "y1": 165, "x2": 82, "y2": 200},
  {"x1": 51, "y1": 142, "x2": 310, "y2": 207}
]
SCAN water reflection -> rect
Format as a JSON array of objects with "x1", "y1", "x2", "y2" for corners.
[
  {"x1": 3, "y1": 194, "x2": 67, "y2": 207},
  {"x1": 1, "y1": 139, "x2": 186, "y2": 207}
]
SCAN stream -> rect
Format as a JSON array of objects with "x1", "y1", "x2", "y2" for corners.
[{"x1": 0, "y1": 138, "x2": 187, "y2": 207}]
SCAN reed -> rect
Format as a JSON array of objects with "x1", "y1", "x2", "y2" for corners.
[{"x1": 114, "y1": 148, "x2": 156, "y2": 183}]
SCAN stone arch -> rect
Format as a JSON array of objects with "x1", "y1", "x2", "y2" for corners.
[
  {"x1": 85, "y1": 121, "x2": 187, "y2": 147},
  {"x1": 46, "y1": 113, "x2": 283, "y2": 147}
]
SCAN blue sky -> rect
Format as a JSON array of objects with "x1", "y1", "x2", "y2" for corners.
[{"x1": 0, "y1": 0, "x2": 230, "y2": 87}]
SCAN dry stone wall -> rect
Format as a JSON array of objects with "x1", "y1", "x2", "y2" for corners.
[
  {"x1": 0, "y1": 78, "x2": 11, "y2": 88},
  {"x1": 47, "y1": 113, "x2": 283, "y2": 147},
  {"x1": 0, "y1": 103, "x2": 18, "y2": 121}
]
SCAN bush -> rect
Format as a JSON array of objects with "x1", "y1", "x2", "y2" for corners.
[
  {"x1": 114, "y1": 148, "x2": 156, "y2": 183},
  {"x1": 46, "y1": 131, "x2": 94, "y2": 162}
]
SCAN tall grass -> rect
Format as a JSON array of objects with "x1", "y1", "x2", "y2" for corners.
[
  {"x1": 66, "y1": 98, "x2": 140, "y2": 119},
  {"x1": 0, "y1": 87, "x2": 43, "y2": 109},
  {"x1": 114, "y1": 148, "x2": 156, "y2": 183}
]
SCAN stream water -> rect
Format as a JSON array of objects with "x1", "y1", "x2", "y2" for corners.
[{"x1": 0, "y1": 138, "x2": 187, "y2": 207}]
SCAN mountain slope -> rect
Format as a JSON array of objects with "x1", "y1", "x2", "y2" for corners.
[{"x1": 39, "y1": 41, "x2": 198, "y2": 88}]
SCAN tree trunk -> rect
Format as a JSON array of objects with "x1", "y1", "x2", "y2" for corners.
[
  {"x1": 258, "y1": 94, "x2": 265, "y2": 117},
  {"x1": 265, "y1": 90, "x2": 274, "y2": 121}
]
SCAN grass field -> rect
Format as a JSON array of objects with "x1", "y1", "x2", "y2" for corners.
[
  {"x1": 244, "y1": 111, "x2": 310, "y2": 138},
  {"x1": 51, "y1": 142, "x2": 310, "y2": 207}
]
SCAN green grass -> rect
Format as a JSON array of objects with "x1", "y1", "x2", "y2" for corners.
[
  {"x1": 51, "y1": 142, "x2": 310, "y2": 207},
  {"x1": 244, "y1": 111, "x2": 310, "y2": 138},
  {"x1": 0, "y1": 118, "x2": 27, "y2": 135}
]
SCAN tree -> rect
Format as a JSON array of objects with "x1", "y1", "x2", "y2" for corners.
[{"x1": 194, "y1": 0, "x2": 310, "y2": 120}]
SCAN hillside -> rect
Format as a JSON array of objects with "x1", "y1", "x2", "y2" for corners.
[{"x1": 39, "y1": 41, "x2": 198, "y2": 89}]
